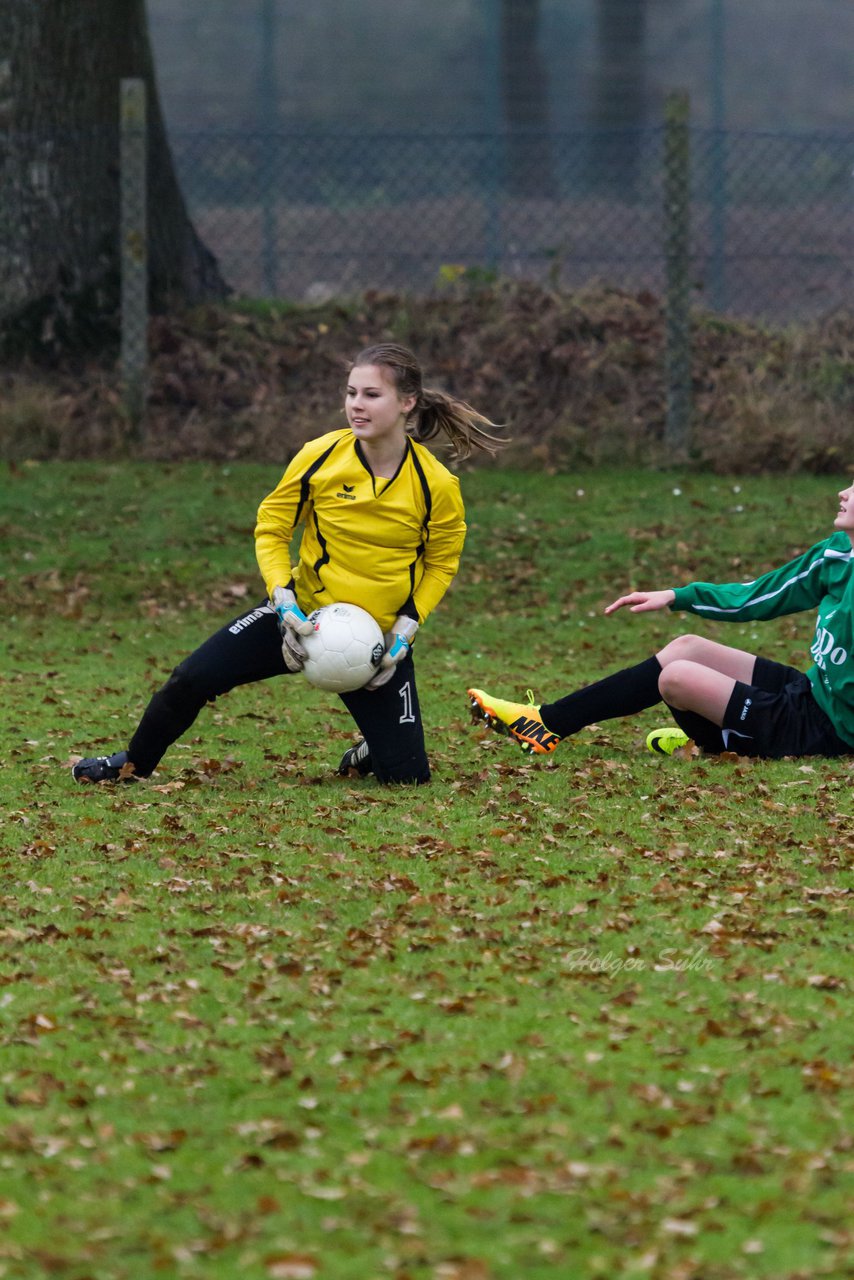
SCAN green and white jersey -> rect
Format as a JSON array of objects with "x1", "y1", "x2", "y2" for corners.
[{"x1": 671, "y1": 532, "x2": 854, "y2": 747}]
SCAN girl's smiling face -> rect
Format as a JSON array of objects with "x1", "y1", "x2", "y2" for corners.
[{"x1": 345, "y1": 364, "x2": 416, "y2": 448}]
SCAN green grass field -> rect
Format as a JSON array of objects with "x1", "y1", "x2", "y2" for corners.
[{"x1": 1, "y1": 462, "x2": 852, "y2": 1280}]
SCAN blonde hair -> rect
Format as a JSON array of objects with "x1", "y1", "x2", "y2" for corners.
[{"x1": 350, "y1": 343, "x2": 507, "y2": 461}]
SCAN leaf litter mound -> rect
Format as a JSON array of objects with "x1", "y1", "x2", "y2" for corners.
[{"x1": 2, "y1": 282, "x2": 853, "y2": 473}]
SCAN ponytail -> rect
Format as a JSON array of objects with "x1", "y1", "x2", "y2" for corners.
[{"x1": 411, "y1": 387, "x2": 506, "y2": 461}]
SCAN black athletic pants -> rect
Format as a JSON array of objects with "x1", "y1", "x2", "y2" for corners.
[{"x1": 127, "y1": 601, "x2": 430, "y2": 784}]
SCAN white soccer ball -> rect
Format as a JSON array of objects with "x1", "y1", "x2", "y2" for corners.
[{"x1": 301, "y1": 602, "x2": 385, "y2": 693}]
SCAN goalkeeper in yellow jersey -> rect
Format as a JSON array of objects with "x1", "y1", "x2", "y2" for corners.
[{"x1": 72, "y1": 344, "x2": 504, "y2": 786}]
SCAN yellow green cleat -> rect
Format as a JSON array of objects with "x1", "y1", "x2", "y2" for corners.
[{"x1": 645, "y1": 726, "x2": 690, "y2": 755}]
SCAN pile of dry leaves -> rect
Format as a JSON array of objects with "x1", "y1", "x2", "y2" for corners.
[{"x1": 2, "y1": 282, "x2": 852, "y2": 473}]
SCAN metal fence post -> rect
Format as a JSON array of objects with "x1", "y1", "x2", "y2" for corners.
[
  {"x1": 120, "y1": 77, "x2": 148, "y2": 431},
  {"x1": 663, "y1": 90, "x2": 692, "y2": 456}
]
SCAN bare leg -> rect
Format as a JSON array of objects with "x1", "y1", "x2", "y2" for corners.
[
  {"x1": 657, "y1": 634, "x2": 758, "y2": 682},
  {"x1": 656, "y1": 635, "x2": 758, "y2": 726},
  {"x1": 536, "y1": 636, "x2": 760, "y2": 744}
]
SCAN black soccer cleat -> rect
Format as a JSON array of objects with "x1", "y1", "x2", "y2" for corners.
[
  {"x1": 337, "y1": 738, "x2": 372, "y2": 777},
  {"x1": 72, "y1": 750, "x2": 136, "y2": 784}
]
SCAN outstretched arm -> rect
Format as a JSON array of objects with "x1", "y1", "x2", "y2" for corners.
[{"x1": 604, "y1": 589, "x2": 676, "y2": 616}]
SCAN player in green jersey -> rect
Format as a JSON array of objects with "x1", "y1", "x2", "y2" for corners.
[{"x1": 470, "y1": 480, "x2": 854, "y2": 760}]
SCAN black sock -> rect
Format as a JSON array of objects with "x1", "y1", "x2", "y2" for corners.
[{"x1": 539, "y1": 656, "x2": 663, "y2": 739}]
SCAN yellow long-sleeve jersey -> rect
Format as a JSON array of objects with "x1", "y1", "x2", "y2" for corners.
[{"x1": 254, "y1": 429, "x2": 466, "y2": 633}]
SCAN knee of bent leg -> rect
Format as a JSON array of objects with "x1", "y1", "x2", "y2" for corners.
[
  {"x1": 658, "y1": 633, "x2": 705, "y2": 668},
  {"x1": 160, "y1": 659, "x2": 215, "y2": 710},
  {"x1": 658, "y1": 658, "x2": 695, "y2": 704}
]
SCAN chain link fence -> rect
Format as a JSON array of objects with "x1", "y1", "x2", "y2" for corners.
[{"x1": 171, "y1": 118, "x2": 852, "y2": 324}]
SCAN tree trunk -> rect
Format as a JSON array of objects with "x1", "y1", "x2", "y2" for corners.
[
  {"x1": 500, "y1": 0, "x2": 556, "y2": 199},
  {"x1": 0, "y1": 0, "x2": 227, "y2": 354},
  {"x1": 589, "y1": 0, "x2": 648, "y2": 196}
]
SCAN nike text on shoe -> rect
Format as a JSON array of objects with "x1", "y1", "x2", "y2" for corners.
[
  {"x1": 72, "y1": 750, "x2": 136, "y2": 783},
  {"x1": 645, "y1": 727, "x2": 690, "y2": 756},
  {"x1": 467, "y1": 687, "x2": 560, "y2": 755},
  {"x1": 338, "y1": 738, "x2": 373, "y2": 777}
]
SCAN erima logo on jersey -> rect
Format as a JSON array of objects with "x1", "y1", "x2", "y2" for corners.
[{"x1": 336, "y1": 484, "x2": 356, "y2": 500}]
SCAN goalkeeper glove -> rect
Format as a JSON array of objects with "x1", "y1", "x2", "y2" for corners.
[
  {"x1": 366, "y1": 616, "x2": 419, "y2": 690},
  {"x1": 271, "y1": 586, "x2": 313, "y2": 673}
]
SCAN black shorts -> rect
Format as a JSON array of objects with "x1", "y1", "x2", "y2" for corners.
[{"x1": 722, "y1": 659, "x2": 852, "y2": 759}]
